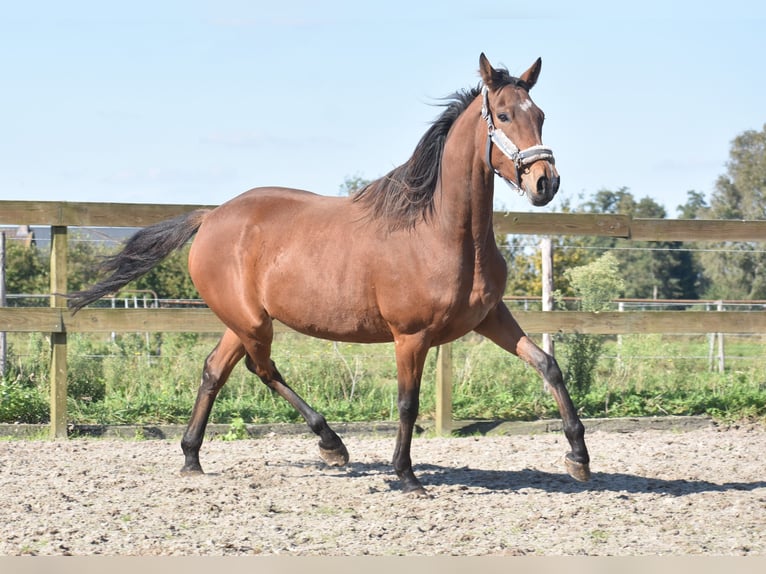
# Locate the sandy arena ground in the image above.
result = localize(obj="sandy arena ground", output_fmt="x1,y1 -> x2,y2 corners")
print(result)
1,423 -> 765,556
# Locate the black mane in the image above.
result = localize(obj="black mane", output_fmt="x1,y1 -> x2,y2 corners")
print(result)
353,68 -> 522,231
351,87 -> 478,231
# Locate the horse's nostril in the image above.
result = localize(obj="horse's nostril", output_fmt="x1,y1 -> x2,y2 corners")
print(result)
536,174 -> 560,196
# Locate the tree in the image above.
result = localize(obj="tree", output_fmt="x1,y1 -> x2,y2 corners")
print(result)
676,190 -> 708,220
2,237 -> 48,298
501,234 -> 540,297
711,126 -> 766,220
573,188 -> 700,299
67,232 -> 114,294
692,125 -> 766,299
338,173 -> 372,196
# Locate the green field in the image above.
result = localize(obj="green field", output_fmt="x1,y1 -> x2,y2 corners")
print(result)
2,331 -> 765,426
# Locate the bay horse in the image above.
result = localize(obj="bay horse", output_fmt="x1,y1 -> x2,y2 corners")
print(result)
69,54 -> 590,495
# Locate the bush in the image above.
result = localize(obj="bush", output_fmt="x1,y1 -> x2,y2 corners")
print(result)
0,376 -> 49,423
557,253 -> 625,398
67,337 -> 107,402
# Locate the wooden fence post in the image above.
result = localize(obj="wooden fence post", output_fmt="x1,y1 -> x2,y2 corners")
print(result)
0,232 -> 6,377
617,301 -> 624,366
49,226 -> 68,439
716,300 -> 725,373
435,343 -> 453,436
541,237 -> 554,357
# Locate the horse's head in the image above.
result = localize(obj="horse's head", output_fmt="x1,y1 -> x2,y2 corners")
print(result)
478,54 -> 560,206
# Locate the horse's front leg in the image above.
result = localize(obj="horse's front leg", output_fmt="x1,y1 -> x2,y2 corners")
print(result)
475,303 -> 591,482
391,333 -> 431,496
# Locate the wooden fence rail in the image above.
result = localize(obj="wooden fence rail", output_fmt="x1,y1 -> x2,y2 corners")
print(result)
2,307 -> 766,336
2,200 -> 766,438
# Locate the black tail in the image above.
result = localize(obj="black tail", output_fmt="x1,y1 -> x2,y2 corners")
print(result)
67,209 -> 210,313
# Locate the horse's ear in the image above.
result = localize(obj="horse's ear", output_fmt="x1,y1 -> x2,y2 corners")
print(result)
479,53 -> 499,89
519,58 -> 542,90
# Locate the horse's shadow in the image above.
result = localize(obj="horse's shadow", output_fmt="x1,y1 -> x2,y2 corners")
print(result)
313,460 -> 766,496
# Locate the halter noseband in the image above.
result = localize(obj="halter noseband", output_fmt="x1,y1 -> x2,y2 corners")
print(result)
480,84 -> 555,195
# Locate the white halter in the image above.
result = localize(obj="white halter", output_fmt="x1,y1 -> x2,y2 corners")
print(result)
480,84 -> 555,195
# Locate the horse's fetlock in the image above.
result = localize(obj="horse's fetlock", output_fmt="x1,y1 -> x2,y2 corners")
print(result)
307,413 -> 328,435
564,420 -> 585,441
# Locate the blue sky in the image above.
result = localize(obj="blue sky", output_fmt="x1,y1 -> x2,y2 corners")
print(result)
2,1 -> 764,217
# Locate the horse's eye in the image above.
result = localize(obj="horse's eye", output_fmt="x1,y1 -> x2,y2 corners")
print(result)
497,113 -> 510,123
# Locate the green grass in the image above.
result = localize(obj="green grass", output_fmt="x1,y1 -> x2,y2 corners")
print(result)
2,331 -> 765,426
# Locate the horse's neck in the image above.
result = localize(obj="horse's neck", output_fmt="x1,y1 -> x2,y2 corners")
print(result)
434,101 -> 497,252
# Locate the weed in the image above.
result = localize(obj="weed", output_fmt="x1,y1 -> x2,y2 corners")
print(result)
220,417 -> 249,441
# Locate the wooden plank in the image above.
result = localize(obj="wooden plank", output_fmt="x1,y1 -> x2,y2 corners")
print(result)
69,308 -> 227,333
492,212 -> 766,242
0,201 -> 216,227
0,308 -> 63,331
493,212 -> 631,238
60,202 -> 218,227
631,218 -> 766,242
3,201 -> 766,241
0,307 -> 227,332
0,307 -> 763,336
0,202 -> 64,226
513,310 -> 766,335
65,309 -> 300,334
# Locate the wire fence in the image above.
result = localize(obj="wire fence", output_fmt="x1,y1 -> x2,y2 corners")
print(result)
3,225 -> 766,375
4,293 -> 765,373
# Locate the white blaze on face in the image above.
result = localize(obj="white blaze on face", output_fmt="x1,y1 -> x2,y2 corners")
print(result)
519,98 -> 533,112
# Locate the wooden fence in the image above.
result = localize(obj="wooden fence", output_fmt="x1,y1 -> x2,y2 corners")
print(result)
2,200 -> 766,438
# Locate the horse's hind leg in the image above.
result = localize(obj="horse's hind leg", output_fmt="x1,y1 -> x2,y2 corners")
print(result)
475,303 -> 591,482
243,332 -> 349,467
181,328 -> 246,475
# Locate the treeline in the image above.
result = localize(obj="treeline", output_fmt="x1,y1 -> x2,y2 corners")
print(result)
4,124 -> 766,304
2,234 -> 197,305
519,123 -> 766,302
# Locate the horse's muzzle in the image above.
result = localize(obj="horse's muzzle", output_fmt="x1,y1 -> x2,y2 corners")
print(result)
525,163 -> 560,206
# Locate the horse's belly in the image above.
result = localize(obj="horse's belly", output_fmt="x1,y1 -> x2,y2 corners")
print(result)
275,306 -> 394,344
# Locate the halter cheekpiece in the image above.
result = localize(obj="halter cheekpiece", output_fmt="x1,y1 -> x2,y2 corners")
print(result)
480,84 -> 555,195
